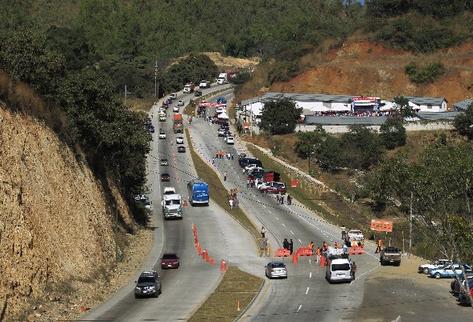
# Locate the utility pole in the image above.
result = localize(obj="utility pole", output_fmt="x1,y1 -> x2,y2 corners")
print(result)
409,191 -> 413,255
154,60 -> 159,98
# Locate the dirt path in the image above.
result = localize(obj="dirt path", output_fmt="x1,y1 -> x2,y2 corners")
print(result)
353,256 -> 472,322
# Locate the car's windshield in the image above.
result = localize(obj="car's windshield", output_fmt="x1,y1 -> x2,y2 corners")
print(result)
332,264 -> 350,271
163,254 -> 177,259
138,277 -> 155,284
171,199 -> 180,205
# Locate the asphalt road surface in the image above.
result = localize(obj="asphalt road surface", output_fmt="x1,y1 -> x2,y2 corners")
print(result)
188,92 -> 380,322
80,84 -> 262,321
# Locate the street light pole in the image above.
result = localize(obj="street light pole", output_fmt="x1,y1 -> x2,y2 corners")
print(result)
409,191 -> 413,255
154,60 -> 159,98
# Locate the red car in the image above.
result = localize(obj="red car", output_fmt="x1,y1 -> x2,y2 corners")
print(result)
161,253 -> 180,269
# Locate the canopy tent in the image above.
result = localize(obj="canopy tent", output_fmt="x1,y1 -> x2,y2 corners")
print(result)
217,111 -> 229,119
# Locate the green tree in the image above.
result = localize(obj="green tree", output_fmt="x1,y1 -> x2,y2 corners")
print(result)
317,135 -> 344,171
454,103 -> 473,140
340,125 -> 383,170
260,97 -> 302,135
380,116 -> 406,149
294,126 -> 326,159
394,96 -> 416,118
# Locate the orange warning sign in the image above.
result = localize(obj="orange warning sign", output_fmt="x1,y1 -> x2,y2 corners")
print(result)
370,219 -> 393,232
290,179 -> 300,188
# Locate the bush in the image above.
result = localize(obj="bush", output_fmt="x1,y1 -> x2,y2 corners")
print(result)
404,62 -> 445,84
260,98 -> 302,135
454,103 -> 473,140
380,117 -> 407,149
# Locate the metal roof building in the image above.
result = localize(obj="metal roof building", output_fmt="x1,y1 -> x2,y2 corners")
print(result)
453,99 -> 473,111
404,96 -> 447,112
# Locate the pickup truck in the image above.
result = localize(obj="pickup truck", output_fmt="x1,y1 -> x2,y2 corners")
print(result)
380,247 -> 401,266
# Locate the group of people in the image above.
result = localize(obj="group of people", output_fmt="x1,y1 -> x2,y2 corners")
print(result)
214,150 -> 234,160
275,194 -> 292,205
311,110 -> 392,117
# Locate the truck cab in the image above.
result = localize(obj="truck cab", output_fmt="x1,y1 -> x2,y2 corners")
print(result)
217,73 -> 227,85
161,194 -> 183,220
183,83 -> 195,93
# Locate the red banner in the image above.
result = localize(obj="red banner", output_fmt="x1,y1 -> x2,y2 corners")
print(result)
290,179 -> 299,188
370,219 -> 393,232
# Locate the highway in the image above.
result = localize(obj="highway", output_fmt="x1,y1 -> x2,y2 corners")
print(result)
188,91 -> 380,321
80,84 -> 260,321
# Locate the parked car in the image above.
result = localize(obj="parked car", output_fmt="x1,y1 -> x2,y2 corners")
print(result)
418,259 -> 453,274
199,80 -> 210,88
173,106 -> 179,113
176,136 -> 184,144
159,131 -> 166,139
217,128 -> 226,137
226,136 -> 234,145
161,173 -> 171,182
194,90 -> 202,97
161,253 -> 180,269
177,100 -> 184,107
265,261 -> 287,279
380,247 -> 402,266
134,271 -> 161,298
266,182 -> 287,194
239,158 -> 262,169
244,163 -> 263,173
177,146 -> 186,153
451,273 -> 473,296
347,230 -> 364,242
429,264 -> 472,279
169,93 -> 177,100
160,159 -> 169,166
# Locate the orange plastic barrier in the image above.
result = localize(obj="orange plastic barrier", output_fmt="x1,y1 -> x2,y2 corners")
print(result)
349,245 -> 365,255
292,254 -> 299,265
275,248 -> 291,257
297,247 -> 313,256
220,259 -> 228,272
208,257 -> 216,265
319,255 -> 326,267
202,249 -> 209,261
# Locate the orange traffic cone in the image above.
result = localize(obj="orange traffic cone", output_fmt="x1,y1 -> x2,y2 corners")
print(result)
220,259 -> 227,272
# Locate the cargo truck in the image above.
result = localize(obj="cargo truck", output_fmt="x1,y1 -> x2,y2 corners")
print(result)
173,113 -> 183,133
187,180 -> 209,206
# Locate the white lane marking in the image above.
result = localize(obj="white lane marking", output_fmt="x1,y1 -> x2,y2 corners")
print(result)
309,272 -> 312,278
298,238 -> 302,244
290,230 -> 295,235
275,217 -> 279,221
355,264 -> 380,280
296,304 -> 302,313
262,204 -> 267,208
309,259 -> 312,264
282,223 -> 286,228
305,287 -> 310,295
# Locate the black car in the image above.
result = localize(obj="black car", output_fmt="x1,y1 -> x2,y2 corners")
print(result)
177,146 -> 186,153
239,157 -> 262,168
161,173 -> 171,181
135,271 -> 161,298
194,90 -> 202,97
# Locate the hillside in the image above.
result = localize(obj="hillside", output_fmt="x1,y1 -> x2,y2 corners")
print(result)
0,105 -> 150,321
239,40 -> 473,104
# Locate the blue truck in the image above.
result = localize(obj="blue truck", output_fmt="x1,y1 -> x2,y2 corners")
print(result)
187,180 -> 209,206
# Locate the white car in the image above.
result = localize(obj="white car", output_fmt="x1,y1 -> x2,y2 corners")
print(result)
265,262 -> 287,279
159,132 -> 166,139
347,229 -> 364,242
173,106 -> 179,113
418,259 -> 452,274
170,93 -> 177,100
163,187 -> 176,195
326,258 -> 353,283
177,100 -> 184,107
226,136 -> 234,145
244,163 -> 260,173
176,136 -> 184,144
199,80 -> 210,88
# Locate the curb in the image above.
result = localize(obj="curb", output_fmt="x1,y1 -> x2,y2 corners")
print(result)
235,279 -> 270,322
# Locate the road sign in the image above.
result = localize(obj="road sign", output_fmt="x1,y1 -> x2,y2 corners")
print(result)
290,179 -> 300,188
370,219 -> 393,232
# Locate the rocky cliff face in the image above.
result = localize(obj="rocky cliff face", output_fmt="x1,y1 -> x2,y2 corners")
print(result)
0,105 -> 137,320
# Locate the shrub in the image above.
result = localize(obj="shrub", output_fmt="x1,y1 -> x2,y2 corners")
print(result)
404,62 -> 445,84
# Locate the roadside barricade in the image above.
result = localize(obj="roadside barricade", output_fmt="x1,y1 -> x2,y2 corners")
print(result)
274,248 -> 291,257
349,245 -> 365,255
297,247 -> 313,256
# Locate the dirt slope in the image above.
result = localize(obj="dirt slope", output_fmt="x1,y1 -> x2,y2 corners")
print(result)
268,40 -> 473,104
0,105 -> 142,320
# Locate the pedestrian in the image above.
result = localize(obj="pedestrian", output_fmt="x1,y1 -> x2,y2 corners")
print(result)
351,261 -> 357,280
229,198 -> 234,209
231,153 -> 234,160
223,172 -> 227,181
283,238 -> 289,250
316,247 -> 321,263
212,157 -> 215,165
247,178 -> 250,188
308,241 -> 314,251
342,243 -> 348,255
276,194 -> 280,203
375,239 -> 381,253
322,241 -> 328,252
261,226 -> 267,238
341,226 -> 347,241
287,195 -> 292,205
289,239 -> 294,255
280,195 -> 284,205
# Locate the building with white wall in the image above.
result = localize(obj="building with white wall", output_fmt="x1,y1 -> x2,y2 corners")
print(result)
405,96 -> 447,112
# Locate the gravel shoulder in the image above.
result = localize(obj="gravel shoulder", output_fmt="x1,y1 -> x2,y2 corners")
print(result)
353,255 -> 472,322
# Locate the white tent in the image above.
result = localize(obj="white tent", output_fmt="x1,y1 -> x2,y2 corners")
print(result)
217,111 -> 229,119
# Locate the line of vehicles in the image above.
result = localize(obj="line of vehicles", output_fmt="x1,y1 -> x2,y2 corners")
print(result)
238,154 -> 288,194
418,258 -> 473,306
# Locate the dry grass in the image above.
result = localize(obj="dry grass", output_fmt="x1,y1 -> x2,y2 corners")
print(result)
126,97 -> 155,112
189,267 -> 263,322
185,130 -> 260,240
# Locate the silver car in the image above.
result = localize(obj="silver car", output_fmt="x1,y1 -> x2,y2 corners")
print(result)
265,262 -> 287,279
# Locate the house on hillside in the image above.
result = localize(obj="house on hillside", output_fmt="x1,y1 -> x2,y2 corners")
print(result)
405,96 -> 447,112
453,99 -> 473,111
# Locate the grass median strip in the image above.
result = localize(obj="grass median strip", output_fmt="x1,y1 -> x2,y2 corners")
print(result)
189,266 -> 263,322
185,129 -> 260,240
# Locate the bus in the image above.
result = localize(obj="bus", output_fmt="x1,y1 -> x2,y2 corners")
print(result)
187,180 -> 209,206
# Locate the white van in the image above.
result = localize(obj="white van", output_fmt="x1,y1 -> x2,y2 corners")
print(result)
326,258 -> 353,283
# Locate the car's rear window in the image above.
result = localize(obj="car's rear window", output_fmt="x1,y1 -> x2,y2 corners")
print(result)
271,262 -> 285,268
138,276 -> 155,283
332,264 -> 350,271
163,254 -> 177,259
